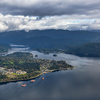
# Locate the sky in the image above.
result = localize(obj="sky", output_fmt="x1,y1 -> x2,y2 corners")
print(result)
0,0 -> 100,32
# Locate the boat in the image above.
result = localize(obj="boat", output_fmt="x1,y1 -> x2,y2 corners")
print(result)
21,84 -> 27,87
42,77 -> 44,80
31,80 -> 35,82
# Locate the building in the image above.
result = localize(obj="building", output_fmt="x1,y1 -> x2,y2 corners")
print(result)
16,70 -> 26,74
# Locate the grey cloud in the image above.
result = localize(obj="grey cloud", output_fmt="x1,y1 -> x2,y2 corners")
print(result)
0,0 -> 100,32
0,0 -> 100,18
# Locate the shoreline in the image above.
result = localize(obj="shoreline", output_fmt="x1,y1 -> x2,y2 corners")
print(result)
0,67 -> 74,84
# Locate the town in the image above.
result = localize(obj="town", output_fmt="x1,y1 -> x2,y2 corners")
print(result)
0,67 -> 27,75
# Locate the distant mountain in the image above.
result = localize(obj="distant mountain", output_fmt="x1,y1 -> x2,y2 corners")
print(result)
0,29 -> 100,48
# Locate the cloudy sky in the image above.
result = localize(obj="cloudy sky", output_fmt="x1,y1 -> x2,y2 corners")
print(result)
0,0 -> 100,32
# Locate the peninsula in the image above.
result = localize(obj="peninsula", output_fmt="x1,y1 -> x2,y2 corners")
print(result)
0,52 -> 74,83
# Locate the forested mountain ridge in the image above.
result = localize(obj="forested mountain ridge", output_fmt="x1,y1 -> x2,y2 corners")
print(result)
0,30 -> 100,48
64,43 -> 100,57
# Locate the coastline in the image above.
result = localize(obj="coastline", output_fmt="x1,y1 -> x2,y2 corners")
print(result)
0,67 -> 74,84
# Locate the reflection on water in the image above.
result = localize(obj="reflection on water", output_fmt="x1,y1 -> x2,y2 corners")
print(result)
0,45 -> 100,100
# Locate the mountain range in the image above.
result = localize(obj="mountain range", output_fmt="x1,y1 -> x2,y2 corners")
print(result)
0,29 -> 100,48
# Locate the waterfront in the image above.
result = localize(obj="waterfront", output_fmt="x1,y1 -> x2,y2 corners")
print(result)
0,45 -> 100,100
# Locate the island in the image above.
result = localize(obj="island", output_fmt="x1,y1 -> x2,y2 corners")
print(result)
35,55 -> 38,57
0,52 -> 74,83
53,54 -> 57,57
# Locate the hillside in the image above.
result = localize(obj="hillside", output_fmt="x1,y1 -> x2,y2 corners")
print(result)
0,30 -> 100,48
65,43 -> 100,57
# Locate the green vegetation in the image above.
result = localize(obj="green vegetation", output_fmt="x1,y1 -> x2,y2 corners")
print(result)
0,52 -> 74,83
48,60 -> 73,70
7,52 -> 33,59
19,61 -> 25,64
0,73 -> 7,82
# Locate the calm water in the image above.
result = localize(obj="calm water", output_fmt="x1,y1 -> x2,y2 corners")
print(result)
0,45 -> 100,100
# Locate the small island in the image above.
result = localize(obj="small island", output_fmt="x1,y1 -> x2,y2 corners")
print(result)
53,54 -> 57,57
0,52 -> 74,83
35,55 -> 38,57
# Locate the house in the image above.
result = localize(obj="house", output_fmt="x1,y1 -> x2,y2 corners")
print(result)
16,70 -> 26,74
3,68 -> 27,75
5,71 -> 13,75
7,69 -> 17,73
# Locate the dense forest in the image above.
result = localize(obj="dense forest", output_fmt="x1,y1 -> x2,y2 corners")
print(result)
7,52 -> 33,59
33,43 -> 100,57
64,43 -> 100,57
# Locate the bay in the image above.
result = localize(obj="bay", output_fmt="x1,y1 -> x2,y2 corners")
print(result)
0,45 -> 100,100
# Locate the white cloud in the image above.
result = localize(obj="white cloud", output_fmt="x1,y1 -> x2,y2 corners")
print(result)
0,13 -> 100,32
0,0 -> 100,31
0,22 -> 8,32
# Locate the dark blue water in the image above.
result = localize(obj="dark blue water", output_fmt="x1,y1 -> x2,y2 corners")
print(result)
0,45 -> 100,100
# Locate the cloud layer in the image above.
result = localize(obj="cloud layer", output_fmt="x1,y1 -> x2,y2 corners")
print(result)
0,13 -> 100,32
0,0 -> 100,18
0,0 -> 100,32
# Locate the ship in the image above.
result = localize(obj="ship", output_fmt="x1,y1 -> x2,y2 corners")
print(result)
42,77 -> 44,80
31,80 -> 35,82
21,84 -> 27,87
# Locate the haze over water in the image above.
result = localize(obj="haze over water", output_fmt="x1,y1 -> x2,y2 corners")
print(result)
0,45 -> 100,100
